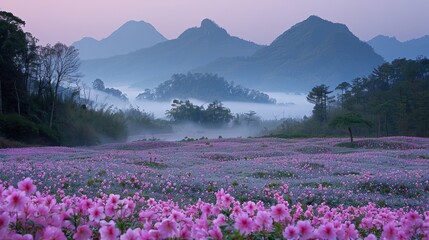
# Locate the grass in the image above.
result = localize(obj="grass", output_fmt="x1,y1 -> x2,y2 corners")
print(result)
87,178 -> 103,187
333,171 -> 360,176
133,161 -> 168,169
300,162 -> 325,169
302,181 -> 343,188
252,170 -> 296,179
335,142 -> 356,148
266,182 -> 282,188
356,181 -> 420,198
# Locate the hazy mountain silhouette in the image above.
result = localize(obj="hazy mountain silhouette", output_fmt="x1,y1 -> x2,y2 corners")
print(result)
368,35 -> 429,62
80,19 -> 262,87
73,20 -> 167,60
197,16 -> 385,91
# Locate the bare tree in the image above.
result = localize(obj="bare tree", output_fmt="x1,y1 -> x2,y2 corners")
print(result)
41,43 -> 81,128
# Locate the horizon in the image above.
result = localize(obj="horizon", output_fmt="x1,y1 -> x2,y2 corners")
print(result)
2,0 -> 429,45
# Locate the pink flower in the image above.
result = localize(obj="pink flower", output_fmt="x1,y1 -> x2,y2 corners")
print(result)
235,214 -> 254,235
158,219 -> 178,238
10,234 -> 33,240
255,211 -> 273,232
271,204 -> 289,222
213,214 -> 227,226
43,226 -> 67,240
137,229 -> 152,240
149,230 -> 162,239
105,203 -> 116,217
382,222 -> 398,240
406,211 -> 422,226
73,225 -> 92,240
200,203 -> 212,216
364,233 -> 377,240
208,226 -> 223,240
179,226 -> 192,239
7,190 -> 28,211
283,225 -> 299,239
120,228 -> 140,240
0,212 -> 10,230
107,194 -> 120,206
18,178 -> 37,195
88,206 -> 105,222
244,201 -> 256,215
170,210 -> 184,222
317,223 -> 336,240
296,220 -> 314,239
100,221 -> 120,240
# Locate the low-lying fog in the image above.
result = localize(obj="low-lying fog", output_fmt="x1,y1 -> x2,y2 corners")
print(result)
82,88 -> 312,141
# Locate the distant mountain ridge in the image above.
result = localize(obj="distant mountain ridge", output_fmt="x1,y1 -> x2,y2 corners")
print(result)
196,16 -> 385,91
80,19 -> 263,87
79,16 -> 386,92
73,20 -> 167,60
368,35 -> 429,62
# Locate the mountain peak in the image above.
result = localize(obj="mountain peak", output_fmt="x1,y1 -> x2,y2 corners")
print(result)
306,15 -> 324,22
72,20 -> 167,60
201,18 -> 219,29
178,18 -> 229,40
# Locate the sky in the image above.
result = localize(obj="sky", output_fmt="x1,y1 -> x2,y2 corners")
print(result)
2,0 -> 429,46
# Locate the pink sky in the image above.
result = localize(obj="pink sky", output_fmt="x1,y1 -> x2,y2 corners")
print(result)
2,0 -> 429,45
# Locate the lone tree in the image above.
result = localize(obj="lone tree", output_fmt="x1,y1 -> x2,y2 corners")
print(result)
329,113 -> 372,143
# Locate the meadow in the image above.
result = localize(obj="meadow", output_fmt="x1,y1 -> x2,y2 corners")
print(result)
1,137 -> 429,239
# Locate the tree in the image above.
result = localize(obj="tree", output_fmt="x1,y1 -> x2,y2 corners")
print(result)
0,11 -> 32,114
335,82 -> 351,109
166,99 -> 204,122
307,84 -> 333,122
203,100 -> 233,126
329,113 -> 372,143
41,43 -> 81,128
92,79 -> 105,91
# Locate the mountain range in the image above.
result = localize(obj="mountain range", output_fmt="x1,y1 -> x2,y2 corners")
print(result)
196,16 -> 384,91
368,35 -> 429,62
79,16 -> 388,92
73,20 -> 167,60
80,19 -> 262,88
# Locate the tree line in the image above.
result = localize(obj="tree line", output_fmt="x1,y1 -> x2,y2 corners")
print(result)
275,58 -> 429,139
136,73 -> 276,104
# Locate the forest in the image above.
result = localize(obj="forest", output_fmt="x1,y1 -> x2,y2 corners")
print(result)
274,58 -> 429,139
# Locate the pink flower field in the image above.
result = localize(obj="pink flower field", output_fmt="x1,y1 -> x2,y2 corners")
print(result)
1,137 -> 429,239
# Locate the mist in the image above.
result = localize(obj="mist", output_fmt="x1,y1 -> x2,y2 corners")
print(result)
132,93 -> 311,120
82,86 -> 312,141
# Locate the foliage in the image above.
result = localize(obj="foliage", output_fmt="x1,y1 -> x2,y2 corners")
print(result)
307,84 -> 334,122
136,72 -> 276,103
92,78 -> 128,101
166,99 -> 204,123
274,58 -> 429,138
0,114 -> 60,144
330,113 -> 372,142
123,107 -> 172,134
166,99 -> 233,126
203,100 -> 233,125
